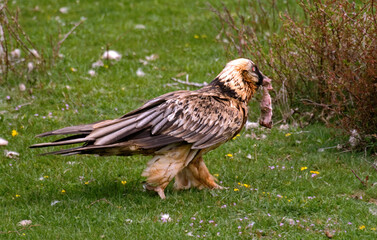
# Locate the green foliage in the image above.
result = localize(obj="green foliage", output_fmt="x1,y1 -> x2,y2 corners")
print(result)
0,0 -> 376,239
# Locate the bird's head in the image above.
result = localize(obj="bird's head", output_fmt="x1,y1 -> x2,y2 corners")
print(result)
212,58 -> 272,102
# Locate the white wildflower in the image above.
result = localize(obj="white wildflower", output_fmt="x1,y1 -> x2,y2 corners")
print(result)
27,62 -> 34,72
30,49 -> 40,58
134,24 -> 146,30
279,124 -> 289,130
349,129 -> 360,148
88,69 -> 96,77
160,213 -> 171,222
136,68 -> 145,77
102,50 -> 122,61
10,49 -> 21,59
51,200 -> 61,206
19,83 -> 26,92
125,219 -> 133,224
92,60 -> 104,68
59,7 -> 69,14
145,54 -> 159,61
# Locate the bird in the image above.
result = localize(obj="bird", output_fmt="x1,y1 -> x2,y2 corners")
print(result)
30,58 -> 273,199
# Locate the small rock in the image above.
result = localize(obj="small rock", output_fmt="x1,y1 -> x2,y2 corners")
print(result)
19,83 -> 26,92
0,138 -> 8,146
17,220 -> 32,226
4,150 -> 19,158
245,121 -> 259,129
102,50 -> 122,61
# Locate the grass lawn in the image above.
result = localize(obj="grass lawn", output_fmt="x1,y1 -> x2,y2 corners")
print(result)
1,0 -> 377,239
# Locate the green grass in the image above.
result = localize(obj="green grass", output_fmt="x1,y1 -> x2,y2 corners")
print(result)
1,0 -> 377,239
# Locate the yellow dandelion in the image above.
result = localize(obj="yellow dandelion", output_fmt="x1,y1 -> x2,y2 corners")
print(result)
233,188 -> 239,191
85,181 -> 89,185
288,199 -> 291,202
15,194 -> 21,198
243,184 -> 250,188
310,171 -> 320,174
22,233 -> 26,236
213,173 -> 219,177
194,34 -> 200,39
285,133 -> 291,137
43,176 -> 49,179
226,153 -> 233,157
359,225 -> 365,230
70,67 -> 77,72
371,228 -> 376,231
11,130 -> 18,137
61,189 -> 66,193
121,180 -> 127,185
104,64 -> 109,69
301,167 -> 308,171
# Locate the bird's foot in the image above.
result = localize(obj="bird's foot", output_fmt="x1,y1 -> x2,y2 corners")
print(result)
213,184 -> 228,190
144,183 -> 166,199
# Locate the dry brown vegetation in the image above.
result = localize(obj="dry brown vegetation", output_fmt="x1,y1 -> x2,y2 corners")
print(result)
212,0 -> 377,152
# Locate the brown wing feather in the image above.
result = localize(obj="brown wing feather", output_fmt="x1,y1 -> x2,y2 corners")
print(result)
31,90 -> 246,155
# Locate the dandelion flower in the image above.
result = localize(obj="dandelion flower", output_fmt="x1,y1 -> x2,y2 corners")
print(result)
214,173 -> 219,177
61,189 -> 66,193
234,188 -> 239,191
301,167 -> 308,171
226,153 -> 233,157
310,171 -> 320,174
11,130 -> 18,137
359,225 -> 365,230
121,180 -> 127,185
285,133 -> 291,137
15,194 -> 21,198
194,34 -> 200,39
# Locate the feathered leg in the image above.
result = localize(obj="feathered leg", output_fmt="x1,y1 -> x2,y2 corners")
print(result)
141,144 -> 198,199
174,156 -> 223,190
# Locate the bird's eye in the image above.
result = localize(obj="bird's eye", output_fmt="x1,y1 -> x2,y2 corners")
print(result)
252,66 -> 257,72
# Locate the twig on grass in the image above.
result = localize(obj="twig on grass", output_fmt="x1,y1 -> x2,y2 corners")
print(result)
350,169 -> 368,187
88,198 -> 114,208
0,225 -> 40,235
171,74 -> 207,87
52,19 -> 85,64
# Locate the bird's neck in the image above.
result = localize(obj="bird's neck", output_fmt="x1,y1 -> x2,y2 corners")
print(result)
208,76 -> 257,103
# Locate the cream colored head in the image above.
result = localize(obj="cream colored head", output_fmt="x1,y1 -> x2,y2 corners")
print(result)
212,58 -> 270,102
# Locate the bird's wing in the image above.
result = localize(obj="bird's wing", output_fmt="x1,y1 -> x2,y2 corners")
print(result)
151,93 -> 245,149
89,91 -> 245,149
31,90 -> 245,154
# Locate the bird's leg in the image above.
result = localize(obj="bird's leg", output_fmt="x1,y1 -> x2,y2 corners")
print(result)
174,156 -> 224,190
142,144 -> 192,199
